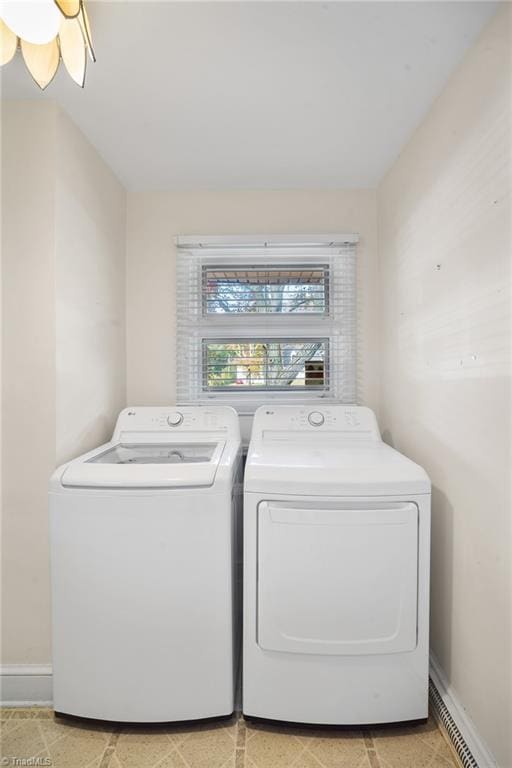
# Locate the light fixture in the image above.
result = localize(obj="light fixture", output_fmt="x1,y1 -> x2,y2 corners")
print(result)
0,0 -> 95,89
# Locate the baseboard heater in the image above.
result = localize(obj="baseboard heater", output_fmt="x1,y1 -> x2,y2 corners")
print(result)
429,677 -> 478,768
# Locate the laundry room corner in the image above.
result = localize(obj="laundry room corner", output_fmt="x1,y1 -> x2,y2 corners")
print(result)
0,3 -> 510,767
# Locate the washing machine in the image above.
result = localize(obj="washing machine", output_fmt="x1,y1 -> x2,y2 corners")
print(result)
243,405 -> 431,725
50,406 -> 242,722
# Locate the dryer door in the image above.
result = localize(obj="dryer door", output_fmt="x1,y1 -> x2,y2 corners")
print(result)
257,501 -> 418,655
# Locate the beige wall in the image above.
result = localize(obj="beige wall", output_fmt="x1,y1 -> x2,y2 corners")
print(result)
377,8 -> 511,767
126,190 -> 379,413
55,111 -> 126,465
1,101 -> 126,665
2,102 -> 57,666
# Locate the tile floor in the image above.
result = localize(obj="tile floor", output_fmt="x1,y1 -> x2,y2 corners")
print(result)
0,707 -> 460,768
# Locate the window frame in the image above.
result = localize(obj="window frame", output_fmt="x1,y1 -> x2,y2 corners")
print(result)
175,235 -> 358,412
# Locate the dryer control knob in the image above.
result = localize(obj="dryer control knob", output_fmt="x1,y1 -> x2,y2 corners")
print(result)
167,412 -> 183,427
308,411 -> 325,427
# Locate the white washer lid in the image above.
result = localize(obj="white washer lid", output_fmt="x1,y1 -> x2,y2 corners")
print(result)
244,441 -> 430,496
61,441 -> 225,489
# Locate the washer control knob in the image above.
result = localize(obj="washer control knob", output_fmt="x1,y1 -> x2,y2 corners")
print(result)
308,411 -> 325,427
167,412 -> 183,427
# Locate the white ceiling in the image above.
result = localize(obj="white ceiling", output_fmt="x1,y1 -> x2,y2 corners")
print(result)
1,1 -> 498,190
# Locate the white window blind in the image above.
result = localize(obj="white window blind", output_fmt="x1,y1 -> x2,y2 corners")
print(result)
176,235 -> 358,410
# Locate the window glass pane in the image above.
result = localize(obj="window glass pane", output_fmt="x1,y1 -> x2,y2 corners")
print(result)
203,265 -> 328,315
203,340 -> 327,391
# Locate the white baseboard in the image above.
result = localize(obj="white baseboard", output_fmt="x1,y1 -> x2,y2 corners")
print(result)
0,665 -> 53,706
430,654 -> 497,768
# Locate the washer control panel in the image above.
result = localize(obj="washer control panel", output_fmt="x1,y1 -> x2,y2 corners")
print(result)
113,406 -> 240,440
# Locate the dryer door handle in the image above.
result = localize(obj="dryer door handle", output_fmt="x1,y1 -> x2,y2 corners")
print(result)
265,503 -> 415,527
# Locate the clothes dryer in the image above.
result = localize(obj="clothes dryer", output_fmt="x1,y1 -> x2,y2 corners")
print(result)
243,405 -> 430,725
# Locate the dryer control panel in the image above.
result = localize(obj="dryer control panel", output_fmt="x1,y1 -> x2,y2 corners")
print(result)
252,405 -> 381,442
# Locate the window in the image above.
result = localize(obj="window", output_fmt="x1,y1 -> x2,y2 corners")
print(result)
203,266 -> 328,315
176,235 -> 357,410
203,339 -> 328,391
